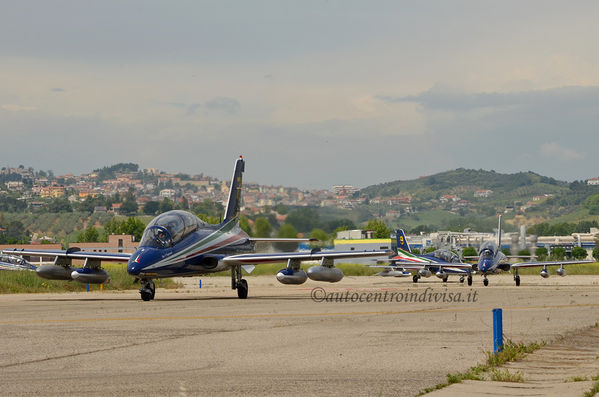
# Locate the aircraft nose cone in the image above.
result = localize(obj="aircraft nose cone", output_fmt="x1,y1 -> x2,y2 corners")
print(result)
127,254 -> 143,276
479,259 -> 492,272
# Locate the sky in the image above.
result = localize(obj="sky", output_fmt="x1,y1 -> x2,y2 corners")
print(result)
1,1 -> 598,189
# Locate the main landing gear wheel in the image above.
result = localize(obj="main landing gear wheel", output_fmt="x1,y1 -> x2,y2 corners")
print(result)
483,278 -> 489,287
442,276 -> 448,283
140,279 -> 155,301
412,274 -> 420,283
514,275 -> 521,286
237,279 -> 248,299
467,276 -> 473,286
459,276 -> 465,283
232,266 -> 249,299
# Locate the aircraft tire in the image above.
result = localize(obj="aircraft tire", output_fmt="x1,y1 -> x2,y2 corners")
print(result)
442,276 -> 448,283
515,276 -> 520,287
459,276 -> 465,283
141,291 -> 153,301
237,279 -> 248,299
483,278 -> 489,287
412,275 -> 419,283
467,276 -> 472,286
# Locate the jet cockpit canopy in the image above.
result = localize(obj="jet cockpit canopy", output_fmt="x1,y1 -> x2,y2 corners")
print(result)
431,249 -> 460,263
140,210 -> 203,248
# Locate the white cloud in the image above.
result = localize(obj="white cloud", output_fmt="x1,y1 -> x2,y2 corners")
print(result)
540,142 -> 584,161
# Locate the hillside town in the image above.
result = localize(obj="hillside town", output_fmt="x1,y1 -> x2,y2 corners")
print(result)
2,165 -> 599,218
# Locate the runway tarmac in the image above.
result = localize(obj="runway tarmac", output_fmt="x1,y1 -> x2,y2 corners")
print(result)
2,275 -> 599,396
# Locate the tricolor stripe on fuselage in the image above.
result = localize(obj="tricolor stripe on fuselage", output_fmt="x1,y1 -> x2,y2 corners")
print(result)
392,248 -> 432,263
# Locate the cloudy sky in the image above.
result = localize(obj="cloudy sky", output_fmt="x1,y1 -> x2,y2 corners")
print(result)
1,1 -> 598,188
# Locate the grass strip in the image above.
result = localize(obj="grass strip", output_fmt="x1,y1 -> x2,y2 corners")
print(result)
0,263 -> 180,294
417,339 -> 545,395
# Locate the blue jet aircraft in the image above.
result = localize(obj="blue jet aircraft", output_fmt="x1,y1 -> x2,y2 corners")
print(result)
370,229 -> 474,284
3,157 -> 388,301
472,215 -> 593,286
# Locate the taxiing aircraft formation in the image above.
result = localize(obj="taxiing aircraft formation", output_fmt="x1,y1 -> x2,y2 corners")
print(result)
372,216 -> 593,286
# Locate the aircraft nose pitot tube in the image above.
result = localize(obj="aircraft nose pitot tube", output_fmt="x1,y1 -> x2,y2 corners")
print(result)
276,268 -> 308,284
307,266 -> 344,283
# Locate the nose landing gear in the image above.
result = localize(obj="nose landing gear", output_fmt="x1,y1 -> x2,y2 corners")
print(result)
140,279 -> 155,301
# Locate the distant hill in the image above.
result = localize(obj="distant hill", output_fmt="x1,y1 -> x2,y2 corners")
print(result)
360,169 -> 567,200
358,168 -> 599,231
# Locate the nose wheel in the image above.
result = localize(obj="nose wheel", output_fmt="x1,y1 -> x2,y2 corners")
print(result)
467,275 -> 473,286
412,274 -> 420,283
483,277 -> 489,287
232,266 -> 248,299
140,279 -> 155,301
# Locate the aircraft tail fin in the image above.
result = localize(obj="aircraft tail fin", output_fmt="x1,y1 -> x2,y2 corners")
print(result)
396,229 -> 411,253
223,156 -> 245,223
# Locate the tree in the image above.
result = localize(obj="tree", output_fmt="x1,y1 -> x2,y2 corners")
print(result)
285,207 -> 320,233
571,246 -> 588,260
78,226 -> 99,243
143,201 -> 161,215
551,246 -> 566,260
462,246 -> 478,258
593,246 -> 599,262
192,200 -> 224,219
365,219 -> 390,238
120,188 -> 138,215
278,223 -> 298,238
517,248 -> 531,257
239,215 -> 253,236
47,198 -> 73,213
584,194 -> 599,215
310,228 -> 330,245
254,217 -> 272,238
159,198 -> 175,213
120,217 -> 146,241
535,246 -> 548,260
103,217 -> 146,241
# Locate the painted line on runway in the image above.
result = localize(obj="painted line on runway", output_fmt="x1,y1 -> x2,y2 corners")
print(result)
2,302 -> 599,325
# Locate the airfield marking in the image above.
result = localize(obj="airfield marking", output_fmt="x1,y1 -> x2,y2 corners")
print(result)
2,302 -> 599,325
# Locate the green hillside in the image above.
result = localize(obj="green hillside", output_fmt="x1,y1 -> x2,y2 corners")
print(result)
359,169 -> 599,231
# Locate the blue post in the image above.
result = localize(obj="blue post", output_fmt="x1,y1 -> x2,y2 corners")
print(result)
199,279 -> 202,288
86,283 -> 90,292
493,308 -> 503,354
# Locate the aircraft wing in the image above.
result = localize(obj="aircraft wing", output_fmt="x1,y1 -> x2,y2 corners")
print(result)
510,260 -> 594,268
370,262 -> 472,273
1,248 -> 132,263
369,263 -> 471,275
223,250 -> 390,265
248,238 -> 317,243
387,260 -> 472,270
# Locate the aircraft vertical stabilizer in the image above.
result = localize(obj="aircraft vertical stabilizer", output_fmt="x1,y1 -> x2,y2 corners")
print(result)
396,229 -> 411,253
223,156 -> 245,223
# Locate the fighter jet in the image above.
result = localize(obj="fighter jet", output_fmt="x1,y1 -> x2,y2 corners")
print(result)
472,215 -> 593,286
370,229 -> 474,284
3,157 -> 388,300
